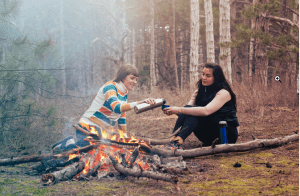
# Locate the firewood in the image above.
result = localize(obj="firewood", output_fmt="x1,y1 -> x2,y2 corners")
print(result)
78,160 -> 104,181
134,136 -> 170,145
108,155 -> 178,185
128,146 -> 139,168
165,126 -> 185,139
149,134 -> 299,158
73,125 -> 101,140
0,144 -> 99,166
29,156 -> 82,173
41,156 -> 89,185
0,153 -> 54,166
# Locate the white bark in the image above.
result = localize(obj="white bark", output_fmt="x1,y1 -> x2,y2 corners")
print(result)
190,0 -> 200,86
180,30 -> 184,93
150,0 -> 156,87
219,0 -> 232,83
172,0 -> 179,89
204,0 -> 215,63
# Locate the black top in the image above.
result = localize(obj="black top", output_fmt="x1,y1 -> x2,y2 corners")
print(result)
194,82 -> 239,127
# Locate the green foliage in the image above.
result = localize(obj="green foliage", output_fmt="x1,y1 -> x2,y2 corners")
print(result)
0,0 -> 63,154
232,0 -> 299,64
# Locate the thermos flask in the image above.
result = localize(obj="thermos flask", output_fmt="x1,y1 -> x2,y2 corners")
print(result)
134,98 -> 166,114
219,121 -> 228,144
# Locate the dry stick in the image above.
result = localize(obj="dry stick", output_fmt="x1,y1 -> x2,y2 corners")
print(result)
166,126 -> 183,139
108,155 -> 178,185
29,156 -> 82,173
128,146 -> 140,168
78,160 -> 104,181
73,125 -> 101,140
149,134 -> 299,158
0,144 -> 99,166
135,128 -> 187,145
41,155 -> 90,186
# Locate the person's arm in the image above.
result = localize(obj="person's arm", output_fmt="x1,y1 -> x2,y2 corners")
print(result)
117,112 -> 126,132
164,89 -> 231,116
187,90 -> 198,106
103,84 -> 132,113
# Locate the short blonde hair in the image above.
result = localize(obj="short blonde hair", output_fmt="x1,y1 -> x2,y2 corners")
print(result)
113,65 -> 139,82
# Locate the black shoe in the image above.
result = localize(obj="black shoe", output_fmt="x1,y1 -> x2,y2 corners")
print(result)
52,136 -> 76,152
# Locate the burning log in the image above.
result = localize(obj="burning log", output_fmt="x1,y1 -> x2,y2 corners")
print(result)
41,156 -> 89,186
128,146 -> 140,168
108,155 -> 178,185
29,156 -> 82,174
73,125 -> 101,140
78,161 -> 104,180
0,144 -> 99,166
149,133 -> 299,158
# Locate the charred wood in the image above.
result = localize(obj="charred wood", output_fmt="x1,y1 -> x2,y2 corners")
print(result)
128,146 -> 139,168
29,156 -> 81,174
108,155 -> 178,185
41,157 -> 88,185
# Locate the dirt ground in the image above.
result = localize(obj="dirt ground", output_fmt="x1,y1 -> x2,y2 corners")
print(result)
0,105 -> 298,196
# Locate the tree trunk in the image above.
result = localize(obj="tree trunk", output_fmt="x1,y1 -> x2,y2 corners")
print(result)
150,0 -> 156,88
168,0 -> 179,88
189,0 -> 200,86
248,0 -> 257,82
180,30 -> 184,93
204,0 -> 215,63
60,1 -> 66,95
219,0 -> 232,83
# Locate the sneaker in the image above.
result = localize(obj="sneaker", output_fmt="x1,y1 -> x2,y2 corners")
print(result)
163,141 -> 183,150
52,136 -> 76,153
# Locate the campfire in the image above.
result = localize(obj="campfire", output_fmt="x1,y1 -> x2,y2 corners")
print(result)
39,123 -> 183,187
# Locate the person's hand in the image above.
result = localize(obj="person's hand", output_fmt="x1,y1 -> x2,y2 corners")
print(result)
142,98 -> 156,105
171,136 -> 183,145
163,107 -> 181,115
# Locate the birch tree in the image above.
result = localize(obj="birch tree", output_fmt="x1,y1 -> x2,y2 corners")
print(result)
150,0 -> 156,87
204,0 -> 215,63
219,0 -> 232,83
190,0 -> 200,86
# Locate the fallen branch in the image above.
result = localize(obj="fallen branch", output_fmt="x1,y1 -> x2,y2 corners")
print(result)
41,156 -> 88,185
149,134 -> 299,158
134,128 -> 185,145
134,136 -> 170,145
29,156 -> 82,173
0,144 -> 99,166
108,155 -> 178,185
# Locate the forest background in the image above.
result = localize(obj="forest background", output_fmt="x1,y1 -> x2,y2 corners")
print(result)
0,0 -> 298,195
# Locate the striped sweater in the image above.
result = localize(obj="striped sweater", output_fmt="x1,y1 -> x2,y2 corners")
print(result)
79,81 -> 136,132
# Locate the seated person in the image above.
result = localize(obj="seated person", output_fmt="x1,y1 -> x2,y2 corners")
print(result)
163,63 -> 239,148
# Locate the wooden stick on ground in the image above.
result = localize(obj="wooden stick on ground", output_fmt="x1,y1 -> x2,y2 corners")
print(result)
108,154 -> 178,185
0,144 -> 99,166
41,156 -> 89,185
149,133 -> 299,158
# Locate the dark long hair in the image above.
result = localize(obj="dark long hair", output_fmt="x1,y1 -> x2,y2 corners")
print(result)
196,63 -> 237,110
